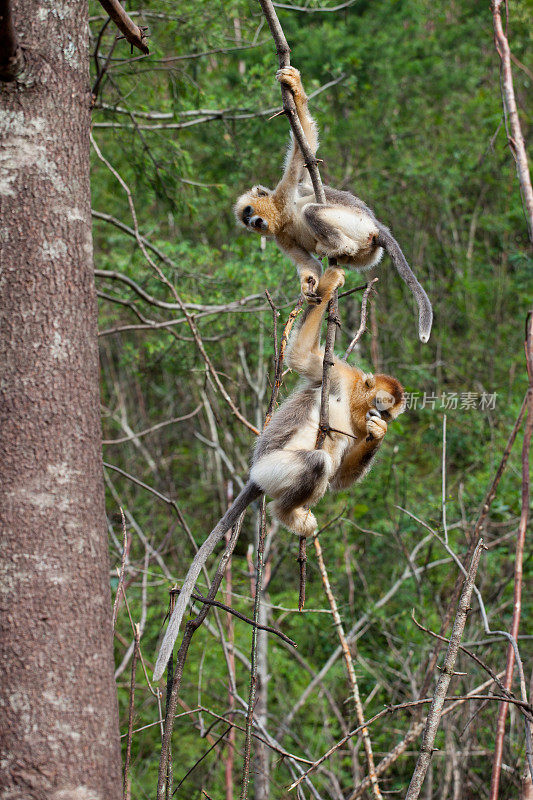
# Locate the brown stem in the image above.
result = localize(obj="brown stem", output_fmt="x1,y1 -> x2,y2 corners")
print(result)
124,623 -> 140,799
112,508 -> 129,629
314,536 -> 383,799
97,0 -> 149,54
415,390 -> 528,706
315,293 -> 340,449
156,515 -> 244,799
297,536 -> 306,612
187,590 -> 296,647
404,539 -> 485,800
0,0 -> 25,81
257,0 -> 326,203
224,500 -> 236,800
240,499 -> 268,800
490,313 -> 533,799
343,278 -> 379,360
491,0 -> 533,241
264,297 -> 304,426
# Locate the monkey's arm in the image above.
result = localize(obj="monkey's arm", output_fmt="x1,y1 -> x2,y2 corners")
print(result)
330,416 -> 387,490
153,480 -> 262,681
287,267 -> 344,381
273,67 -> 319,202
278,241 -> 323,296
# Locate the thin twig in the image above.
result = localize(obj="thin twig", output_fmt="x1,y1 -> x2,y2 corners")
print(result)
103,406 -> 202,444
297,536 -> 306,612
123,623 -> 140,800
112,508 -> 129,629
313,536 -> 383,799
490,313 -> 533,799
156,514 -> 245,799
240,499 -> 268,800
404,539 -> 485,800
184,590 -> 296,647
264,297 -> 304,426
343,278 -> 379,360
491,0 -> 533,241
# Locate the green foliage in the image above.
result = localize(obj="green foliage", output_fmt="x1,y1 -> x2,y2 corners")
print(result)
91,0 -> 532,796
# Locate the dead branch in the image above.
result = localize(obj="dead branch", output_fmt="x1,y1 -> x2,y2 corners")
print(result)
103,406 -> 202,444
186,589 -> 296,647
112,508 -> 129,629
292,676 -> 512,792
313,536 -> 383,799
90,137 -> 259,435
97,0 -> 149,54
240,500 -> 268,800
156,515 -> 245,799
490,313 -> 533,799
491,0 -> 533,241
343,278 -> 379,360
404,539 -> 485,800
123,623 -> 140,799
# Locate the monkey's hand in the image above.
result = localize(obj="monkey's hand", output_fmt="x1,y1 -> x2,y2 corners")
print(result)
301,271 -> 321,303
317,267 -> 345,302
276,66 -> 306,101
365,409 -> 387,442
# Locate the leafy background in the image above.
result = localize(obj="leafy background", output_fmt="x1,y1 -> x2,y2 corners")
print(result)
90,0 -> 531,796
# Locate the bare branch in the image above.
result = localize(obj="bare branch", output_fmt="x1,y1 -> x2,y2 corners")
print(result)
343,278 -> 379,360
103,406 -> 202,444
490,313 -> 533,798
313,536 -> 383,799
491,0 -> 533,241
186,589 -> 296,648
97,0 -> 149,54
404,539 -> 485,800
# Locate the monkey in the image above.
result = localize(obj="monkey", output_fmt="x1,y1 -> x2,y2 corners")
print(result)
153,267 -> 405,681
234,66 -> 433,343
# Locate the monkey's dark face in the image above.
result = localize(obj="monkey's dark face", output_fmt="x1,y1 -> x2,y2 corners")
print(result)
234,186 -> 280,237
241,203 -> 269,232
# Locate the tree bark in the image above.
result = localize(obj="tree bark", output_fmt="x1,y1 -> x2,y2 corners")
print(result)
0,2 -> 122,798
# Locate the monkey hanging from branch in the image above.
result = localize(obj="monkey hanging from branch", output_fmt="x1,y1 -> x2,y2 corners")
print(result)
235,67 -> 433,343
153,267 -> 405,680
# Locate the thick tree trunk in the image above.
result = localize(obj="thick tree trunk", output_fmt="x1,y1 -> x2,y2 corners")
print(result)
0,2 -> 122,799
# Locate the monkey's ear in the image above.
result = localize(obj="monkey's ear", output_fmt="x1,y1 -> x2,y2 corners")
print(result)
252,185 -> 271,197
364,374 -> 376,390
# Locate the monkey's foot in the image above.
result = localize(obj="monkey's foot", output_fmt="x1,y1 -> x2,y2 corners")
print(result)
269,502 -> 318,537
301,273 -> 321,303
276,66 -> 305,99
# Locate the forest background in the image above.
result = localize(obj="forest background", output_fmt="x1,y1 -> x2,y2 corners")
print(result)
90,0 -> 532,797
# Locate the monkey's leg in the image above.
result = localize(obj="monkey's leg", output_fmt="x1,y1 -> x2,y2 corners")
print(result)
269,502 -> 318,537
251,449 -> 332,535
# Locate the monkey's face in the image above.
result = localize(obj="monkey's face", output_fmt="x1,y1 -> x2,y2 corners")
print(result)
350,373 -> 405,431
234,186 -> 280,237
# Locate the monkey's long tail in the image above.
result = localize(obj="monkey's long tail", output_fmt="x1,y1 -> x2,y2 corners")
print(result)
376,229 -> 433,343
153,480 -> 263,681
